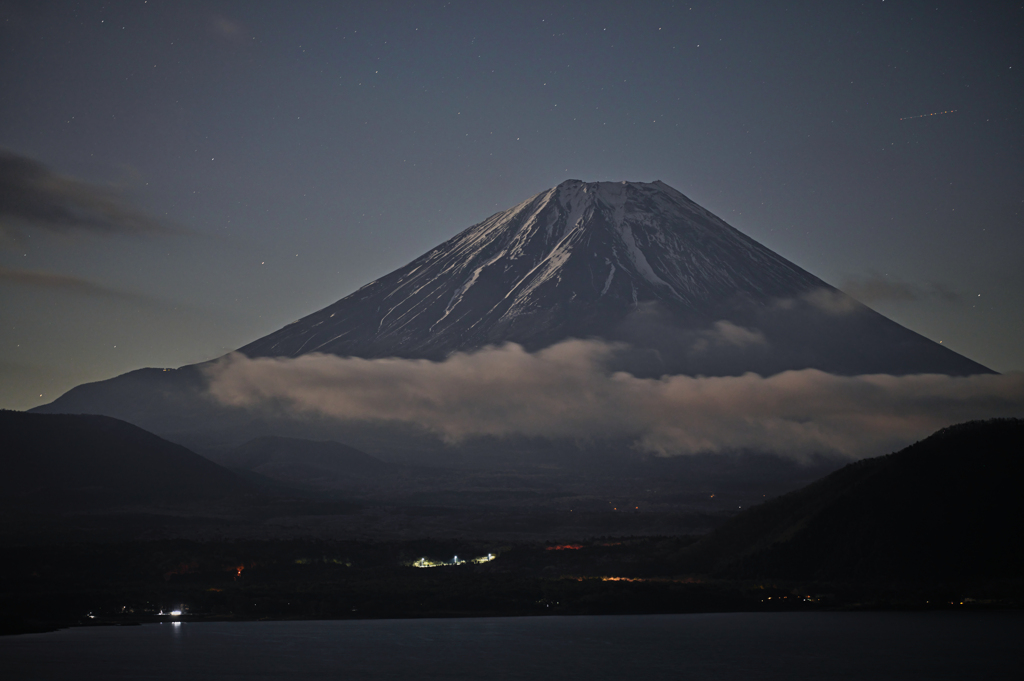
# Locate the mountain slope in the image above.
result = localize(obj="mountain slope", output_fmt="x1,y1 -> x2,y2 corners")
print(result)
0,410 -> 253,508
240,180 -> 822,359
209,436 -> 392,490
238,180 -> 987,376
685,418 -> 1024,582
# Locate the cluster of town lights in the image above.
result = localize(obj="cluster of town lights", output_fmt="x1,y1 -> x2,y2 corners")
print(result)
412,553 -> 495,568
157,607 -> 184,617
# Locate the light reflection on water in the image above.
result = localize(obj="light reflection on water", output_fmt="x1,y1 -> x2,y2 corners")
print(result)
2,612 -> 1021,680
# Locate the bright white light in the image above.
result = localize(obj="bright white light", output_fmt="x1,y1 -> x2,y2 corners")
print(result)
169,610 -> 182,616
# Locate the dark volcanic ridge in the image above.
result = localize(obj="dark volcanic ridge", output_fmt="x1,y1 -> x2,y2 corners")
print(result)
208,435 -> 394,491
686,418 -> 1024,583
0,410 -> 822,545
0,410 -> 253,509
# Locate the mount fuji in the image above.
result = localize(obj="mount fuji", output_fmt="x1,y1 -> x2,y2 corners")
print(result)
238,179 -> 985,377
34,179 -> 989,440
242,179 -> 816,360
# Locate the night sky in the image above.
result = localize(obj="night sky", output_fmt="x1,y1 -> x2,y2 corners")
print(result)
1,0 -> 1021,411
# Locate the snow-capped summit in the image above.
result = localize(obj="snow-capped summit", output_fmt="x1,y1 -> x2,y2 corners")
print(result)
239,180 -> 816,358
237,179 -> 987,377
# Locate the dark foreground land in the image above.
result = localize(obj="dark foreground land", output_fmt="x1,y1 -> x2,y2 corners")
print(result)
2,417 -> 1023,636
4,534 -> 1022,637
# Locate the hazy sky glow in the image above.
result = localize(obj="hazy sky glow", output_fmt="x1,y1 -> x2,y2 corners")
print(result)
1,0 -> 1021,410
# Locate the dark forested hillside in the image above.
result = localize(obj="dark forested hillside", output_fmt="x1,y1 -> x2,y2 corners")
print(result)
686,419 -> 1024,583
0,410 -> 252,508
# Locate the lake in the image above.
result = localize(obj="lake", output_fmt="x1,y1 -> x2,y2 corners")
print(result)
2,612 -> 1021,680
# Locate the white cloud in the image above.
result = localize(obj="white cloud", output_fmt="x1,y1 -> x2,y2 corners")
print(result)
204,340 -> 1024,461
693,320 -> 767,351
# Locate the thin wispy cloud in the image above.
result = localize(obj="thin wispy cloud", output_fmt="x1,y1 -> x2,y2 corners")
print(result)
842,272 -> 960,304
204,339 -> 1024,461
209,15 -> 250,44
773,288 -> 864,316
0,149 -> 174,241
691,320 -> 766,352
0,265 -> 157,304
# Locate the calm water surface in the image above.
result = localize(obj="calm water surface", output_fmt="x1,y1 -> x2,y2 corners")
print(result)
2,612 -> 1021,680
